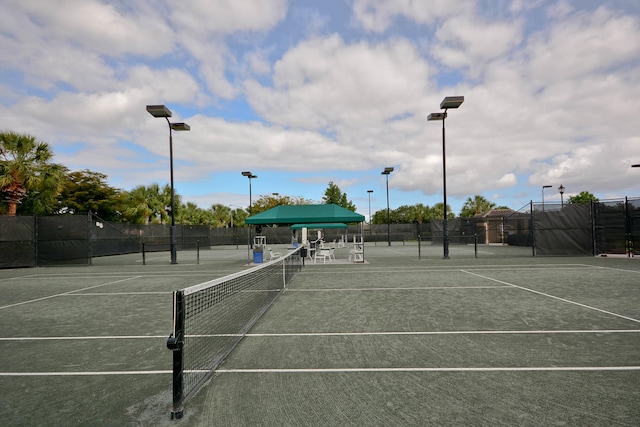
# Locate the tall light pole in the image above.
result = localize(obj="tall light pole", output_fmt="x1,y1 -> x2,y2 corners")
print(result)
146,105 -> 190,264
542,185 -> 552,212
381,167 -> 393,246
428,96 -> 464,259
367,190 -> 373,236
242,171 -> 257,263
558,184 -> 565,208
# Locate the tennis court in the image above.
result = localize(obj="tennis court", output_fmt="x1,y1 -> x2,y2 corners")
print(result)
1,244 -> 639,426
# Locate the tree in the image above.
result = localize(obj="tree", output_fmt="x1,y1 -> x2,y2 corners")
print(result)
178,202 -> 216,225
248,194 -> 314,217
432,202 -> 454,220
57,169 -> 123,220
122,183 -> 176,224
322,181 -> 356,211
568,191 -> 599,204
0,131 -> 66,215
459,195 -> 496,217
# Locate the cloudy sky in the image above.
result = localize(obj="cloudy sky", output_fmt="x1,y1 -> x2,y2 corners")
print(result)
2,0 -> 639,218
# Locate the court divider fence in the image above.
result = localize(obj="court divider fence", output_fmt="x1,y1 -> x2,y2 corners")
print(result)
1,196 -> 638,268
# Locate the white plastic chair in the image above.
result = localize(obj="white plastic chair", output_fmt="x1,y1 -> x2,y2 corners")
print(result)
268,248 -> 282,260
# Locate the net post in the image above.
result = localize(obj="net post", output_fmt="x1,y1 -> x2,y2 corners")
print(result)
197,240 -> 200,265
418,235 -> 421,260
167,290 -> 186,419
142,243 -> 146,265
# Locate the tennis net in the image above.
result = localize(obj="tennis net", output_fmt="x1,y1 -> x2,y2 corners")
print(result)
166,247 -> 303,419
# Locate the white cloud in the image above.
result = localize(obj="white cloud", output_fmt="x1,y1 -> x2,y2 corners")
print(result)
352,0 -> 471,32
171,0 -> 287,35
1,0 -> 639,212
170,0 -> 287,98
432,15 -> 524,70
245,34 -> 434,131
524,6 -> 640,86
3,0 -> 172,57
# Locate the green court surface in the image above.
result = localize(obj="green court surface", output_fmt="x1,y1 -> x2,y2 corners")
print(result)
1,244 -> 639,426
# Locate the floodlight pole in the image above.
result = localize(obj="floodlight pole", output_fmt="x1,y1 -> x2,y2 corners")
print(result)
381,168 -> 393,246
367,190 -> 373,236
428,96 -> 464,259
146,105 -> 190,264
542,185 -> 552,212
242,171 -> 257,264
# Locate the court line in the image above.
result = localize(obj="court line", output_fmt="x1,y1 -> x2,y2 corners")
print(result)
461,270 -> 640,324
583,264 -> 640,275
298,265 -> 602,275
0,276 -> 141,310
190,329 -> 640,337
4,330 -> 638,341
286,285 -> 511,292
0,371 -> 172,376
61,292 -> 171,296
216,366 -> 640,373
0,335 -> 167,341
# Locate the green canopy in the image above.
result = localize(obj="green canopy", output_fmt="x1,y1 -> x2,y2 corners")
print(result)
290,223 -> 348,230
246,204 -> 364,225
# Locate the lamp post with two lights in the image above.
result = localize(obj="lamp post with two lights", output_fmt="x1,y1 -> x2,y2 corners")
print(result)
427,96 -> 464,259
146,105 -> 190,264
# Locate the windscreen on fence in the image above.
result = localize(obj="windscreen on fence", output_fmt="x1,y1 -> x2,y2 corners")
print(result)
630,198 -> 640,255
37,215 -> 90,265
534,203 -> 593,256
0,216 -> 35,268
594,197 -> 640,255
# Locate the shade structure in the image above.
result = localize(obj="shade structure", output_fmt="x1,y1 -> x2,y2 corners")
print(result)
290,223 -> 348,230
246,204 -> 365,225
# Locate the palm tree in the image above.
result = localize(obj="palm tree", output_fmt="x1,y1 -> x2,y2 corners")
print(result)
460,195 -> 496,217
0,131 -> 65,215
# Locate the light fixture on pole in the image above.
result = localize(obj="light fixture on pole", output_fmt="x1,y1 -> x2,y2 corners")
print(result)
367,190 -> 373,236
146,105 -> 190,264
381,167 -> 394,246
542,185 -> 552,212
242,171 -> 257,263
558,184 -> 565,208
428,96 -> 464,259
632,164 -> 640,168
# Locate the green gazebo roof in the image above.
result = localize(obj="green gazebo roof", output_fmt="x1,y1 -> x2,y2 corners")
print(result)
246,204 -> 364,225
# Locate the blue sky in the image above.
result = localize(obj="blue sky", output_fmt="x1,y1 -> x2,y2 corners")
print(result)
1,0 -> 639,219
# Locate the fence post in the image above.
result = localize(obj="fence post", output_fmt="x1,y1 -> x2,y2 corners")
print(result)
530,201 -> 536,257
474,234 -> 478,259
590,200 -> 597,256
88,212 -> 93,265
33,214 -> 39,267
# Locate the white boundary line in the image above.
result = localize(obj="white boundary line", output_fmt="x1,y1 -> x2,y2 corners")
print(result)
287,285 -> 511,292
216,366 -> 640,373
230,329 -> 640,337
461,270 -> 640,323
0,276 -> 141,310
0,371 -> 172,376
3,330 -> 638,341
5,365 -> 639,377
0,335 -> 166,341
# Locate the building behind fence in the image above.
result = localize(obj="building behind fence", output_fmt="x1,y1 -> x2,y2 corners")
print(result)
1,197 -> 638,268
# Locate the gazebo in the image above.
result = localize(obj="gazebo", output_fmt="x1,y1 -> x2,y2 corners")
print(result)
245,204 -> 365,225
246,204 -> 365,258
